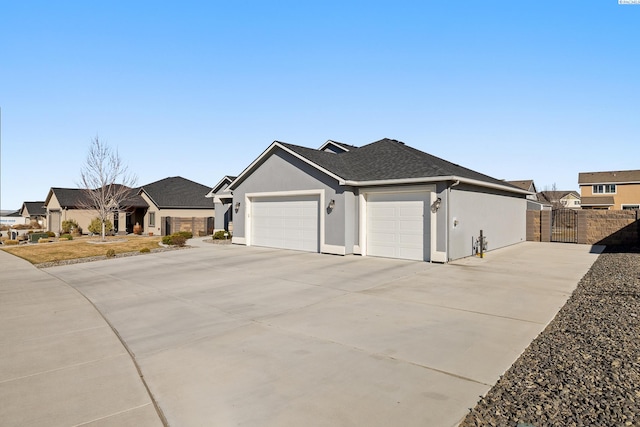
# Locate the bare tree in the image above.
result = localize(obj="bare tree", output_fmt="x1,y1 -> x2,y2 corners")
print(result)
78,136 -> 137,241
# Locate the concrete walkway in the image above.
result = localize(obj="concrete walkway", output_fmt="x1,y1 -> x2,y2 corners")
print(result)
38,241 -> 602,427
0,250 -> 163,427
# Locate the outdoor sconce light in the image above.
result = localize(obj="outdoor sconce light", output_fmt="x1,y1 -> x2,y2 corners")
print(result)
235,202 -> 241,213
431,197 -> 442,213
328,199 -> 335,210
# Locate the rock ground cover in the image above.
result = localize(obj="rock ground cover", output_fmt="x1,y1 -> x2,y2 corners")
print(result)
460,249 -> 640,427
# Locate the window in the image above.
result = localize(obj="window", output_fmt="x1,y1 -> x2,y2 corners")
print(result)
149,212 -> 155,227
622,205 -> 639,210
592,184 -> 616,194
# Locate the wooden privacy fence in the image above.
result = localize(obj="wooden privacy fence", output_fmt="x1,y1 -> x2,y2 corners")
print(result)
161,217 -> 214,236
527,209 -> 640,246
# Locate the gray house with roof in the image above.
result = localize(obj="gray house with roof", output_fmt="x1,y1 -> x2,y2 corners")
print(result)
206,175 -> 237,233
139,176 -> 215,236
226,138 -> 530,262
20,201 -> 47,227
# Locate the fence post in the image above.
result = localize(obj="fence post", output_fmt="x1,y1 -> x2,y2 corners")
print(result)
540,210 -> 551,242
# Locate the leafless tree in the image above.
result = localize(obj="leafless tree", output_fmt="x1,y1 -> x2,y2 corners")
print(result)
78,136 -> 137,240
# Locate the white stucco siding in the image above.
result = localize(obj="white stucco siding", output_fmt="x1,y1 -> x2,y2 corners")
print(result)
448,186 -> 526,261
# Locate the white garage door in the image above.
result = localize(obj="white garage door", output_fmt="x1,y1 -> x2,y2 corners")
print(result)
366,192 -> 428,261
251,195 -> 319,252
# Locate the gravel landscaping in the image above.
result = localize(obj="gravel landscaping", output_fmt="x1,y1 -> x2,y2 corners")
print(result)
35,246 -> 188,268
460,248 -> 640,427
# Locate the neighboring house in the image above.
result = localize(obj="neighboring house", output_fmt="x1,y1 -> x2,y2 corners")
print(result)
206,175 -> 237,233
506,180 -> 548,210
138,176 -> 215,235
0,210 -> 26,227
579,169 -> 640,210
19,201 -> 47,227
227,138 -> 530,262
45,187 -> 147,235
537,191 -> 581,209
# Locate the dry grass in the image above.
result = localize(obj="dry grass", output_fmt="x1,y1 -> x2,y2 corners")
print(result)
0,235 -> 163,264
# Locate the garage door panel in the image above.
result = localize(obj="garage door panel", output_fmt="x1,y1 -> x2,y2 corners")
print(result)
251,196 -> 319,253
367,192 -> 428,262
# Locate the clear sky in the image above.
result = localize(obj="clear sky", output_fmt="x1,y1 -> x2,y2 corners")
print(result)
1,1 -> 639,210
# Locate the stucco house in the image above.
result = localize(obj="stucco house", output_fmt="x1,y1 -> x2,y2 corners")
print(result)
138,176 -> 215,236
579,169 -> 640,210
20,201 -> 47,227
506,180 -> 548,210
206,175 -> 236,233
225,138 -> 530,262
44,187 -> 147,235
537,191 -> 581,209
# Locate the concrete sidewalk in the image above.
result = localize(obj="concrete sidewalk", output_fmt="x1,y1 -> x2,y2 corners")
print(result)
0,250 -> 163,427
43,241 -> 602,427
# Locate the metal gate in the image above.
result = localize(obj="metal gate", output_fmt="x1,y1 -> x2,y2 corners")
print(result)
551,209 -> 578,243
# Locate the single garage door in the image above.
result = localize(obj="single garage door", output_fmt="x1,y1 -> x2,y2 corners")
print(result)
366,192 -> 428,261
251,195 -> 319,252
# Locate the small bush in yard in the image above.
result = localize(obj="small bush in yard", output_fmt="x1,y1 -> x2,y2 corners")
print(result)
61,219 -> 79,234
177,231 -> 193,239
4,239 -> 19,245
46,231 -> 56,237
106,249 -> 116,258
88,218 -> 113,235
212,230 -> 231,239
60,234 -> 73,240
140,247 -> 151,253
38,238 -> 50,243
172,235 -> 187,247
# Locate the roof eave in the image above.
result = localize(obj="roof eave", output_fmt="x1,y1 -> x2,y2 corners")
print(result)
229,141 -> 347,190
342,176 -> 532,195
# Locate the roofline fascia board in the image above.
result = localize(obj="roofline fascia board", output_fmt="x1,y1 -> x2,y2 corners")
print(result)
229,142 -> 346,190
579,180 -> 640,185
342,176 -> 533,195
318,140 -> 351,152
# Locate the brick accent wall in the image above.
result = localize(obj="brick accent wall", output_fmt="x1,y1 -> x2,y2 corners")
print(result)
577,210 -> 639,245
526,211 -> 541,241
526,209 -> 639,246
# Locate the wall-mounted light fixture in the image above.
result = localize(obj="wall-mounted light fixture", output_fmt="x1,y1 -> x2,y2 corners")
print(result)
328,199 -> 335,210
430,197 -> 442,213
235,202 -> 241,213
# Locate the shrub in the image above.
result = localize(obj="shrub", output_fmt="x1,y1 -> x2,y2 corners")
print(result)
13,223 -> 32,230
38,238 -> 50,243
60,234 -> 73,240
172,235 -> 187,247
46,231 -> 56,238
88,218 -> 113,235
61,219 -> 79,234
177,231 -> 193,239
4,239 -> 19,245
106,249 -> 116,258
140,247 -> 151,253
212,230 -> 231,240
162,233 -> 187,246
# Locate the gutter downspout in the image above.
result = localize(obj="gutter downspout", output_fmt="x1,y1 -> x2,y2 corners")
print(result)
446,180 -> 460,262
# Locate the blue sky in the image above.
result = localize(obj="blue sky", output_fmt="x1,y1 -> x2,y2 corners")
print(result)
1,1 -> 639,210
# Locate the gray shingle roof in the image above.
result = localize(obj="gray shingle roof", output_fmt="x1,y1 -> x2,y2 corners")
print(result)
281,138 -> 515,187
49,187 -> 147,209
140,176 -> 213,209
22,201 -> 47,216
579,170 -> 640,184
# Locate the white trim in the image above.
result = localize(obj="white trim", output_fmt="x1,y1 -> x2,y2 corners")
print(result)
230,142 -> 346,190
580,180 -> 640,185
245,190 -> 325,252
232,236 -> 246,245
321,244 -> 346,255
318,140 -> 352,153
359,185 -> 436,260
353,244 -> 362,255
345,176 -> 531,195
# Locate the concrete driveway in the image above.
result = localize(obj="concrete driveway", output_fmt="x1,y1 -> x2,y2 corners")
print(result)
45,241 -> 602,427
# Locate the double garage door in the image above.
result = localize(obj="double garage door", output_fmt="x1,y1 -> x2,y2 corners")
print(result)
251,195 -> 319,252
249,192 -> 429,261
